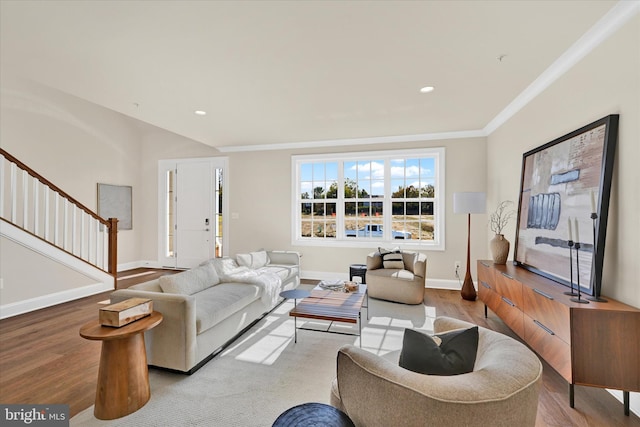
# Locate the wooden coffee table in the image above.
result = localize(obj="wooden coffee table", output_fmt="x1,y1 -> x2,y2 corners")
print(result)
289,285 -> 367,346
80,311 -> 162,420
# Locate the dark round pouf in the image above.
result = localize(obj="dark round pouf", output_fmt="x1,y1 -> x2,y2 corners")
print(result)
272,402 -> 354,427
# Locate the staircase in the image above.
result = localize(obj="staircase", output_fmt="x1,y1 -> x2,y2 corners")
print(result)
0,148 -> 117,318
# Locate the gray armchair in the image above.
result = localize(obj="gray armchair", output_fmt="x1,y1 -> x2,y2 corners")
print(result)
330,317 -> 542,427
365,251 -> 426,304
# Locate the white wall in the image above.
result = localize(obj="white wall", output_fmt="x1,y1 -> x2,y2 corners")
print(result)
137,130 -> 220,263
0,72 -> 222,305
226,137 -> 487,284
487,14 -> 639,308
487,13 -> 639,414
0,72 -> 143,264
0,237 -> 96,304
0,73 -> 144,305
133,133 -> 490,285
0,72 -> 491,293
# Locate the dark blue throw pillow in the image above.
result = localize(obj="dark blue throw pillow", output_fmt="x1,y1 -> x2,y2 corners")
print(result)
399,326 -> 479,375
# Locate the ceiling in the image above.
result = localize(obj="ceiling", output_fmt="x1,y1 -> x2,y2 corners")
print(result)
0,1 -> 633,152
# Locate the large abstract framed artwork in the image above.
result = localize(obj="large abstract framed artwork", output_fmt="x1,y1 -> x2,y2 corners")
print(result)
514,115 -> 618,297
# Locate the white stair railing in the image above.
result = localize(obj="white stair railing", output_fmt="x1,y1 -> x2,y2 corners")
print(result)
0,149 -> 117,276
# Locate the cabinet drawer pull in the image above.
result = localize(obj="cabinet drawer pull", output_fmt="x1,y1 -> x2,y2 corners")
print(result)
481,262 -> 491,268
533,320 -> 555,336
501,296 -> 516,307
480,281 -> 491,289
500,272 -> 514,279
533,288 -> 554,300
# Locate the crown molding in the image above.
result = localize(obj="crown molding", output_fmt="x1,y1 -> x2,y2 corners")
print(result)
218,1 -> 639,153
216,129 -> 486,153
484,0 -> 640,135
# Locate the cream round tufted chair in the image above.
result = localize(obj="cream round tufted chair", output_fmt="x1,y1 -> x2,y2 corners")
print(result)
330,317 -> 543,427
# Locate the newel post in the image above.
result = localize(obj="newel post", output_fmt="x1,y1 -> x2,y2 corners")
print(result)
107,218 -> 118,287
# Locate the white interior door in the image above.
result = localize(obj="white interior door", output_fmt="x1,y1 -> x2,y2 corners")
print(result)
175,161 -> 214,269
158,157 -> 228,269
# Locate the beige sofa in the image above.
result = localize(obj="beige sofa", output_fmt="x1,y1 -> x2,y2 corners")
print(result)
330,317 -> 542,427
365,250 -> 426,304
110,250 -> 300,374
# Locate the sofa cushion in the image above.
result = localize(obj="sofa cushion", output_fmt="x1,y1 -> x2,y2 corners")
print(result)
195,283 -> 261,334
367,268 -> 415,281
399,326 -> 479,375
383,253 -> 404,269
237,250 -> 270,269
202,257 -> 239,276
159,264 -> 219,295
379,247 -> 404,269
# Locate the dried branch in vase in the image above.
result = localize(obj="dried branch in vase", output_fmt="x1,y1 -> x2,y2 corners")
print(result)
490,201 -> 516,235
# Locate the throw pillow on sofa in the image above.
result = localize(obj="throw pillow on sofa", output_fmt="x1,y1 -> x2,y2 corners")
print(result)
159,264 -> 219,295
399,326 -> 479,375
378,247 -> 404,269
236,250 -> 270,269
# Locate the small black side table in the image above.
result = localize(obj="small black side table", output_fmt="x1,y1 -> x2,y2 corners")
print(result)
349,264 -> 367,284
273,402 -> 354,427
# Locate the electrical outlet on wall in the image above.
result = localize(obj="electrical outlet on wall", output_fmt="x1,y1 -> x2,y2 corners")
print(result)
454,261 -> 461,278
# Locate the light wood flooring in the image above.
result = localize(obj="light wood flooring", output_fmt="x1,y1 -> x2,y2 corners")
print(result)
0,270 -> 638,426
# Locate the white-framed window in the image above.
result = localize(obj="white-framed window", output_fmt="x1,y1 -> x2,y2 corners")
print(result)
291,147 -> 445,250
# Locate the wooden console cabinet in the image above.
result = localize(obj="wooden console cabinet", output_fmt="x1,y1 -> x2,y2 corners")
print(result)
477,260 -> 639,415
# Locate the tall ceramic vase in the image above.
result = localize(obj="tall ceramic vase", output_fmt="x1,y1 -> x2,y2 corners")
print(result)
490,234 -> 510,265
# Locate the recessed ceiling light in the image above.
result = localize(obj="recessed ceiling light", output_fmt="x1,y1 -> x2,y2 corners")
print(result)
420,86 -> 435,93
194,110 -> 207,116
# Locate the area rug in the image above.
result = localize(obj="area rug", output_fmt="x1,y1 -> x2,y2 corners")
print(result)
71,290 -> 435,427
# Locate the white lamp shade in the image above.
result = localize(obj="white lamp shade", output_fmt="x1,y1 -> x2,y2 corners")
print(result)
453,192 -> 486,214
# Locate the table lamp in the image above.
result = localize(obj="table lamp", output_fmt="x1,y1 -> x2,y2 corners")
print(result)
453,192 -> 486,301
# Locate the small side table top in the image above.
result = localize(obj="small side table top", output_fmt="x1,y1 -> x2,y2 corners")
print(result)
280,289 -> 311,300
80,311 -> 163,340
272,402 -> 354,427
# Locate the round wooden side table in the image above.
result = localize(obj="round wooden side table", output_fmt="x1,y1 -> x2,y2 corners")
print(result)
80,311 -> 162,420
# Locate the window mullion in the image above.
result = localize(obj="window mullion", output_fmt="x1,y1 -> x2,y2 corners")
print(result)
384,159 -> 391,240
337,160 -> 345,239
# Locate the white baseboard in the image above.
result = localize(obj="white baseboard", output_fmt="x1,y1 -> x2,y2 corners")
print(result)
300,270 -> 464,292
425,278 -> 465,291
301,270 -> 348,282
117,260 -> 163,272
0,281 -> 113,319
0,260 -> 176,319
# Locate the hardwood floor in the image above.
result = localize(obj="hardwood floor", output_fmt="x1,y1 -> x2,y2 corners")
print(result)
0,268 -> 179,417
1,272 -> 638,426
426,291 -> 639,427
